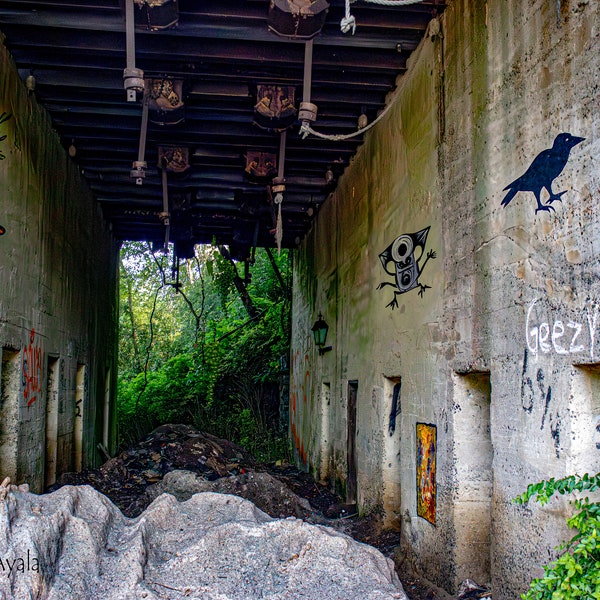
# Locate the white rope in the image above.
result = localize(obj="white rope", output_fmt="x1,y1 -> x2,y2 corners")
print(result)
342,0 -> 425,34
300,94 -> 395,141
314,0 -> 427,139
361,0 -> 424,4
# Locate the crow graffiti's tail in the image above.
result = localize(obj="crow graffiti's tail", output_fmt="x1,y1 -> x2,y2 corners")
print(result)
501,184 -> 518,208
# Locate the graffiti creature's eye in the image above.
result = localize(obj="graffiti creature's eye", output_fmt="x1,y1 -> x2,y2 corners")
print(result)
391,234 -> 413,263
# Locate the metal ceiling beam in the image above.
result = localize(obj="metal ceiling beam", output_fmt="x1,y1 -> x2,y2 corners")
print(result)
0,0 -> 443,250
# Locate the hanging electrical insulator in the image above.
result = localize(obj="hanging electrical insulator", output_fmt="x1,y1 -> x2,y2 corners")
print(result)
124,0 -> 144,102
268,0 -> 330,39
134,0 -> 179,30
245,151 -> 277,183
253,84 -> 297,131
147,78 -> 185,126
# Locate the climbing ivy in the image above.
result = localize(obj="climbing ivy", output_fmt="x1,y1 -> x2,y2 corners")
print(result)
514,473 -> 600,599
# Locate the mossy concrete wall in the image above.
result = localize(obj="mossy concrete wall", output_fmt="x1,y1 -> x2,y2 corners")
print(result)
290,0 -> 599,596
0,34 -> 119,493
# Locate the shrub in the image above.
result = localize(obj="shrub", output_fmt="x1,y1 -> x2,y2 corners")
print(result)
514,473 -> 600,599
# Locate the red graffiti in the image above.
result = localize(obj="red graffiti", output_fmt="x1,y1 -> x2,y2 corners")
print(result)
290,421 -> 307,465
22,328 -> 43,407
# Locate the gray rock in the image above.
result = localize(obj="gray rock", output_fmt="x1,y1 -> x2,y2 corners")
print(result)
0,480 -> 407,599
146,469 -> 316,520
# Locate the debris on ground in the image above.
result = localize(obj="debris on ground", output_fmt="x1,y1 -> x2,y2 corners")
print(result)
457,579 -> 492,599
51,424 -> 339,522
48,424 -> 468,600
0,480 -> 408,599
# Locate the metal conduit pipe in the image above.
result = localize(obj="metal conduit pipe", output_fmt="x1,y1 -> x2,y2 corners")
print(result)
160,166 -> 170,250
131,91 -> 149,185
299,39 -> 317,134
123,0 -> 144,102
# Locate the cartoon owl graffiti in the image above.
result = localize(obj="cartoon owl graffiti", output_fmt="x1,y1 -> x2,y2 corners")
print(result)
377,226 -> 436,309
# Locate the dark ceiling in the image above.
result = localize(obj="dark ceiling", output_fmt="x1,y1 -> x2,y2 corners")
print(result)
0,0 -> 444,259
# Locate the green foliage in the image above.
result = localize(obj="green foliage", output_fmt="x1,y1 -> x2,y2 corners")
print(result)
117,242 -> 292,462
514,473 -> 600,599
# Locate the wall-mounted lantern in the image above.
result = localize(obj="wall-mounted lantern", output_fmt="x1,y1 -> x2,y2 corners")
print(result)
312,313 -> 332,355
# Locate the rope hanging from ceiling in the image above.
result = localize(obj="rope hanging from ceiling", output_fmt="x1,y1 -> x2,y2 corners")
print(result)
303,6 -> 437,142
341,0 -> 425,34
300,97 -> 395,140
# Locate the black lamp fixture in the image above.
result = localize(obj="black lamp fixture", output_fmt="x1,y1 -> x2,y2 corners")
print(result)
312,313 -> 332,355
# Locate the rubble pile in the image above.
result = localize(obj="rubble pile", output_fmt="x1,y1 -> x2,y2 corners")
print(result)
53,424 -> 337,520
0,480 -> 408,599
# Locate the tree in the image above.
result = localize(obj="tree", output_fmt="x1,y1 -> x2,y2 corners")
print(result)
117,241 -> 292,461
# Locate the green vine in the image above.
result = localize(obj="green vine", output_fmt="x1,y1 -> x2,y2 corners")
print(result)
514,473 -> 600,599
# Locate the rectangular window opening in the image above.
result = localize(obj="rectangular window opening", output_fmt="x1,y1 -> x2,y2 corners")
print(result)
319,382 -> 331,483
45,356 -> 60,488
102,368 -> 111,451
569,364 -> 600,475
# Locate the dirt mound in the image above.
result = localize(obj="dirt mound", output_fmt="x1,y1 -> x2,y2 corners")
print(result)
52,424 -> 259,517
52,424 -> 339,522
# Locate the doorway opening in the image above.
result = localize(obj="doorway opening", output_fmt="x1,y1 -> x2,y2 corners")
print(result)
45,356 -> 60,487
383,377 -> 402,528
452,372 -> 493,587
347,380 -> 358,506
0,349 -> 20,481
73,364 -> 87,471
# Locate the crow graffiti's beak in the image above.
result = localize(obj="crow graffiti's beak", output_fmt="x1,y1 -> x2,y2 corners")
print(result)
571,136 -> 585,146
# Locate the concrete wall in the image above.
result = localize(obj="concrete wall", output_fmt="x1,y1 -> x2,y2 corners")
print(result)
290,0 -> 600,596
0,33 -> 119,493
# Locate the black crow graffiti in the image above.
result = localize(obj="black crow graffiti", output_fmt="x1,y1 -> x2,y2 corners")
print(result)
377,226 -> 436,309
501,132 -> 584,214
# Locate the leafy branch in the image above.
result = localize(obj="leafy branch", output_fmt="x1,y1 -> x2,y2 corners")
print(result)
514,473 -> 600,599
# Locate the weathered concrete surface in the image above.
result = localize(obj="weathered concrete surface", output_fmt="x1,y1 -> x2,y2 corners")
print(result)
0,35 -> 118,491
290,0 -> 600,596
0,481 -> 407,599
